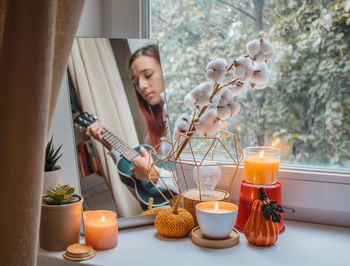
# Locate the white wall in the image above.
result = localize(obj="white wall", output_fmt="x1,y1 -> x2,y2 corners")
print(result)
102,0 -> 142,38
76,0 -> 142,38
76,0 -> 103,37
49,78 -> 80,190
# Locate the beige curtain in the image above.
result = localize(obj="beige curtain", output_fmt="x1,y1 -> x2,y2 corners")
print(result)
68,38 -> 142,217
0,0 -> 84,265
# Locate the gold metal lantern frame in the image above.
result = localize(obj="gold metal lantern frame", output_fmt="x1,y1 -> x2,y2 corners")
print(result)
147,130 -> 243,219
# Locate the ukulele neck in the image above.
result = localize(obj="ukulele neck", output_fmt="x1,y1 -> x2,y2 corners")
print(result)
102,128 -> 139,162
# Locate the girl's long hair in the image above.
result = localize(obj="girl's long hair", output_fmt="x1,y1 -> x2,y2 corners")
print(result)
129,45 -> 165,148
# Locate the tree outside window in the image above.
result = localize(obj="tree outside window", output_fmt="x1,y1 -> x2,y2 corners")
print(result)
151,0 -> 350,168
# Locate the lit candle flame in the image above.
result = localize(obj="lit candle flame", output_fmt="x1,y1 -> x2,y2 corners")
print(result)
101,215 -> 105,222
214,202 -> 219,213
259,150 -> 264,159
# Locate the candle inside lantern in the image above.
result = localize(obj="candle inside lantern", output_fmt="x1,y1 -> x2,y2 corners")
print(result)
244,146 -> 280,185
83,210 -> 118,250
196,202 -> 238,239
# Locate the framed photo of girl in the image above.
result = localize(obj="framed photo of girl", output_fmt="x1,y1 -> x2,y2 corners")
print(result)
68,38 -> 177,219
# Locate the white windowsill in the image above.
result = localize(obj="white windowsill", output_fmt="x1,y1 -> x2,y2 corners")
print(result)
37,220 -> 350,266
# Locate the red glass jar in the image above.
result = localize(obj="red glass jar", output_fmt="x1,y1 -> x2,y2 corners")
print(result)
235,180 -> 285,233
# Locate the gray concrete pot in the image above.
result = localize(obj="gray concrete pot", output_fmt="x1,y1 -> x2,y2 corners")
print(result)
40,194 -> 83,251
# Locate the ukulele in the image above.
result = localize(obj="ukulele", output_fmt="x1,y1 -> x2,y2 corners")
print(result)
74,112 -> 175,209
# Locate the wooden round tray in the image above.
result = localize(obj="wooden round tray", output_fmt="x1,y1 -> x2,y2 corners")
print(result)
191,226 -> 240,249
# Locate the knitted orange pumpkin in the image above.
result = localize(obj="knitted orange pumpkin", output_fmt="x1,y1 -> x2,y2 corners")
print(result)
155,195 -> 194,238
244,188 -> 284,246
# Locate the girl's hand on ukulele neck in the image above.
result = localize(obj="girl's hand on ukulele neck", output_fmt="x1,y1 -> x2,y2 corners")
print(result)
86,122 -> 113,150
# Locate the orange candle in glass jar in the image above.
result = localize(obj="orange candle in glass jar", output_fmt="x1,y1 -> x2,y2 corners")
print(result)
83,210 -> 118,250
244,147 -> 280,185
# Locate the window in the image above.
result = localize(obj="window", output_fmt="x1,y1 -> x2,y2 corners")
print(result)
150,0 -> 350,170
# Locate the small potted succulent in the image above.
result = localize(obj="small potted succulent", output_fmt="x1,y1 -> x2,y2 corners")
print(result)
43,136 -> 63,194
40,184 -> 83,251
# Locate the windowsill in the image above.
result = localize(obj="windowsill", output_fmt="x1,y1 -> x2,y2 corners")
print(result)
37,220 -> 350,266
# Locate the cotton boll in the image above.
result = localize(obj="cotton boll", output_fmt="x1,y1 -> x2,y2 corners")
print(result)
255,45 -> 273,63
173,128 -> 184,141
234,56 -> 252,67
175,113 -> 191,128
251,62 -> 269,84
228,101 -> 241,115
246,40 -> 261,58
254,53 -> 267,63
260,40 -> 273,54
205,58 -> 228,83
218,88 -> 233,106
196,109 -> 221,136
233,57 -> 254,82
190,81 -> 214,107
227,81 -> 245,97
206,58 -> 227,73
247,39 -> 274,62
212,71 -> 226,83
184,93 -> 196,109
174,113 -> 191,140
205,68 -> 215,80
260,40 -> 274,61
263,52 -> 274,62
217,105 -> 232,120
217,98 -> 241,120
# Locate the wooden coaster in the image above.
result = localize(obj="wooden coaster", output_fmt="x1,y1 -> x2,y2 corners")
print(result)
191,226 -> 240,249
63,244 -> 96,261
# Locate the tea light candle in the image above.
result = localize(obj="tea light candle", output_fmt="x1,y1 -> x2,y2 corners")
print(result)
83,210 -> 118,250
244,146 -> 280,185
196,202 -> 238,239
200,202 -> 232,214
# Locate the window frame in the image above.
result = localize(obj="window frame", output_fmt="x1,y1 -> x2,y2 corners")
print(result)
145,0 -> 350,227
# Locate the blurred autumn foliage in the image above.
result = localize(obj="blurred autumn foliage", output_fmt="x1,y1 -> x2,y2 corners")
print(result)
151,0 -> 350,167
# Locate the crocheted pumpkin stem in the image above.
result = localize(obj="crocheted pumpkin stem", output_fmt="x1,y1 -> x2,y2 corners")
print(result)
257,187 -> 267,201
148,197 -> 154,210
172,194 -> 184,215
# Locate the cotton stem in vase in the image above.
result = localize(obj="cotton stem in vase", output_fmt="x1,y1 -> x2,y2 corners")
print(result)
174,38 -> 274,160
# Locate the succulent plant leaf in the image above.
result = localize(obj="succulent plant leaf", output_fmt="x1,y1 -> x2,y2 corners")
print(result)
65,194 -> 72,200
47,187 -> 55,192
46,192 -> 55,197
43,197 -> 54,203
52,144 -> 62,159
51,156 -> 62,167
43,184 -> 78,205
44,136 -> 63,171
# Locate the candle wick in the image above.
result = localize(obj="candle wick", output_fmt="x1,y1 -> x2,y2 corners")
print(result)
214,202 -> 219,213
